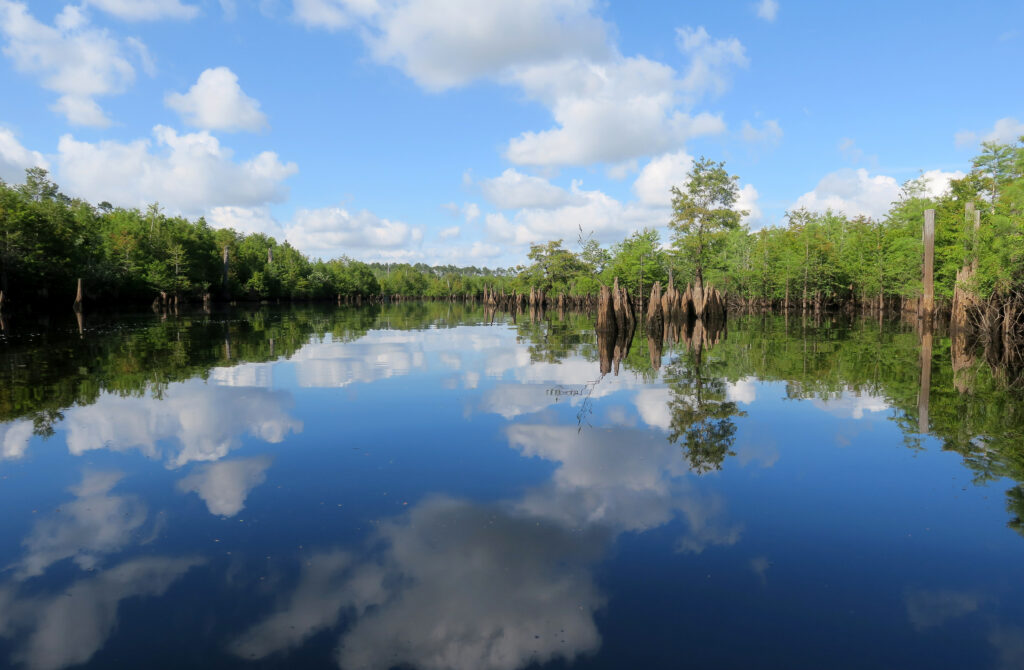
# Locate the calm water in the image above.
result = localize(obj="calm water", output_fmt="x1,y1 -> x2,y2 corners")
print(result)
1,303 -> 1023,670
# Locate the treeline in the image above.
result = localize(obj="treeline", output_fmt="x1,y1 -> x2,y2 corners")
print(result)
0,169 -> 518,309
1,139 -> 1021,312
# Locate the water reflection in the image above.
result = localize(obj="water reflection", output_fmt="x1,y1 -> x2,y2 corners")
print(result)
178,456 -> 272,517
0,557 -> 202,670
0,304 -> 1022,668
64,384 -> 301,467
15,472 -> 147,579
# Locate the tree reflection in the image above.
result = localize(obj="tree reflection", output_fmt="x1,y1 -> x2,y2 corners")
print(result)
664,323 -> 745,474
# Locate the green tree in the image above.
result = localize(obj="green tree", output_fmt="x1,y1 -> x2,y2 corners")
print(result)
669,157 -> 745,285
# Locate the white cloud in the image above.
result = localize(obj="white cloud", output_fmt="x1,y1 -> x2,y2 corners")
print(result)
206,205 -> 285,238
437,225 -> 460,240
56,125 -> 297,215
178,456 -> 272,517
462,202 -> 480,222
916,169 -> 966,199
736,183 -> 762,225
675,26 -> 748,102
297,2 -> 735,168
955,117 -> 1024,148
484,181 -> 664,246
740,119 -> 782,146
285,205 -> 423,259
84,0 -> 199,21
632,150 -> 692,206
506,56 -> 726,166
479,167 -> 577,209
755,0 -> 779,22
166,67 -> 268,132
793,168 -> 962,220
0,2 -> 145,126
0,127 -> 48,184
793,169 -> 898,219
359,0 -> 610,91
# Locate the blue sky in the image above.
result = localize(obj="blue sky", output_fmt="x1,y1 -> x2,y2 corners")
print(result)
0,0 -> 1021,267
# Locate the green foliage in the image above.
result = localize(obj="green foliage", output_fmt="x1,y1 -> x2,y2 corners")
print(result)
669,156 -> 744,283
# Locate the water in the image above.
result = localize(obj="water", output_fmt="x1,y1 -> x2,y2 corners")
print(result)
1,304 -> 1023,670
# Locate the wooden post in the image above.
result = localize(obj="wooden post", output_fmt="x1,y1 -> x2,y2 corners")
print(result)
0,289 -> 4,312
921,209 -> 935,318
268,247 -> 274,264
73,278 -> 83,313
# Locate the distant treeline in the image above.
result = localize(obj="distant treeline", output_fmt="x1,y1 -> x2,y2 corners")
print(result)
1,139 -> 1021,311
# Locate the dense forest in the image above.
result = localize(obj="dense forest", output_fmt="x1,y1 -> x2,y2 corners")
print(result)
0,139 -> 1021,313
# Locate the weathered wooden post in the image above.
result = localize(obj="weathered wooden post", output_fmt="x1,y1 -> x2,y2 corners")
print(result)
921,209 -> 935,318
0,289 -> 5,312
267,247 -> 274,264
73,278 -> 83,313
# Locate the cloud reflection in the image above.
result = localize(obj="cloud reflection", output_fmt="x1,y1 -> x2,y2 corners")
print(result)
0,557 -> 202,670
14,472 -> 146,580
232,421 -> 741,669
0,420 -> 33,460
177,456 -> 272,517
63,383 -> 301,467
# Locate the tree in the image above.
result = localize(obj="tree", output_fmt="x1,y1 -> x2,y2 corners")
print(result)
669,157 -> 745,285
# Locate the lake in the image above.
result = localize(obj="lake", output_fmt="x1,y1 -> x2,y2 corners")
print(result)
1,303 -> 1022,669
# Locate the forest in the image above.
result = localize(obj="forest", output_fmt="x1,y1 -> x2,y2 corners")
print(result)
0,139 -> 1021,315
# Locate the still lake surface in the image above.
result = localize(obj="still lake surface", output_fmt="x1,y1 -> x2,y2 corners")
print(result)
1,303 -> 1023,669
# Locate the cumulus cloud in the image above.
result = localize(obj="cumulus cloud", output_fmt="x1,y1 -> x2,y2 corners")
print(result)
56,125 -> 296,215
0,2 -> 147,126
479,167 -> 578,209
483,183 -> 661,246
793,168 -> 963,220
166,67 -> 267,132
755,0 -> 779,22
84,0 -> 199,21
505,56 -> 726,166
675,26 -> 748,102
285,205 -> 423,259
736,183 -> 762,225
0,557 -> 202,670
63,382 -> 302,468
955,117 -> 1024,148
206,205 -> 285,238
741,119 -> 782,146
296,3 -> 736,168
632,150 -> 692,206
437,225 -> 460,240
177,456 -> 272,517
325,0 -> 611,90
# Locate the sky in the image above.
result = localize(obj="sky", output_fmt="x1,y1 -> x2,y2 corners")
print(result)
0,0 -> 1021,268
